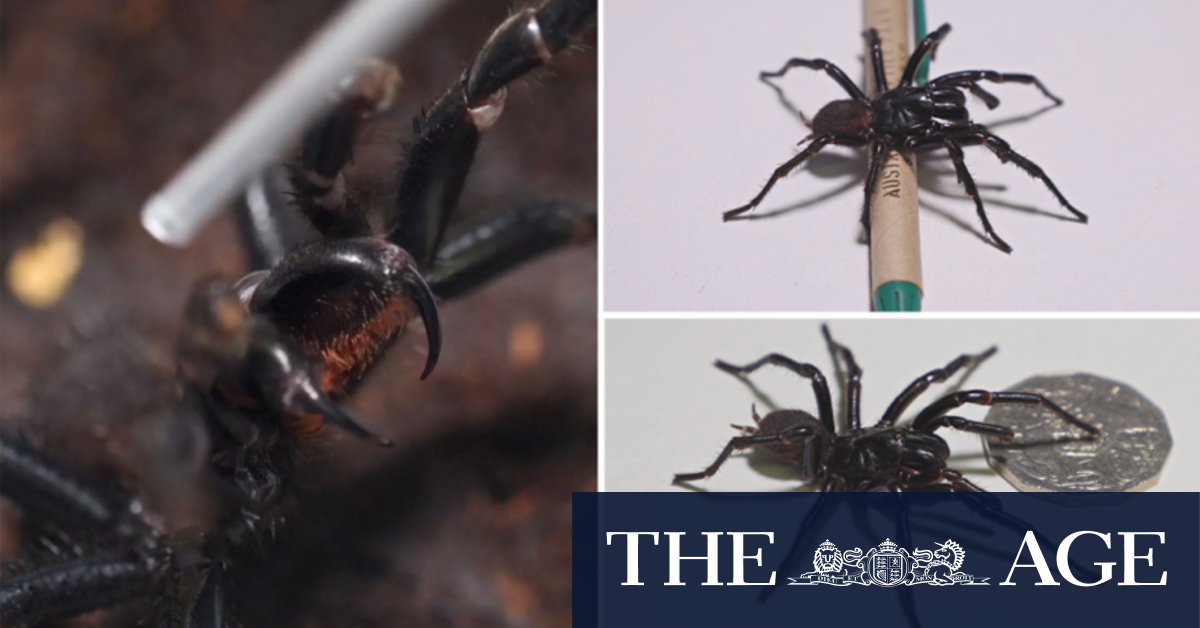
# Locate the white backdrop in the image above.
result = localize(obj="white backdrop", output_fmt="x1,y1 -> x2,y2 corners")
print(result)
603,1 -> 1200,311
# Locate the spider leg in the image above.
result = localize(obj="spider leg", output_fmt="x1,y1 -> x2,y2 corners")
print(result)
876,345 -> 997,428
388,0 -> 596,269
0,434 -> 124,532
966,84 -> 1000,109
723,135 -> 838,220
863,28 -> 888,94
672,429 -> 814,484
758,73 -> 813,129
234,61 -> 403,270
941,468 -> 986,492
426,199 -> 596,300
292,60 -> 399,239
929,70 -> 1063,106
714,354 -> 836,435
955,128 -> 1088,223
188,566 -> 226,628
1,556 -> 158,626
913,414 -> 1014,442
820,324 -> 863,431
911,390 -> 1100,437
899,23 -> 952,87
913,135 -> 1013,252
235,172 -> 309,271
759,57 -> 869,104
859,140 -> 889,236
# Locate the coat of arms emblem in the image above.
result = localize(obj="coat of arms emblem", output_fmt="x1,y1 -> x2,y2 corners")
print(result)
790,538 -> 988,586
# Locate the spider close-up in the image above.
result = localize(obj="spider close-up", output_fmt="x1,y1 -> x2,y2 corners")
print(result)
1,0 -> 596,626
722,23 -> 1087,254
672,324 -> 1099,492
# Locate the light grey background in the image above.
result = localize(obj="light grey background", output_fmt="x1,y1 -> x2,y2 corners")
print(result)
604,1 -> 1200,311
605,319 -> 1199,491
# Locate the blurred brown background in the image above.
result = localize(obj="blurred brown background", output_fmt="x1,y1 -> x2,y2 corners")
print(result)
0,0 -> 596,625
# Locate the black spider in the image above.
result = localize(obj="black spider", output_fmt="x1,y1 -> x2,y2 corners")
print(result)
672,324 -> 1099,491
0,0 -> 596,625
722,23 -> 1087,253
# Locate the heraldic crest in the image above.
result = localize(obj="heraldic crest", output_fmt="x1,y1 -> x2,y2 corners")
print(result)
790,538 -> 989,586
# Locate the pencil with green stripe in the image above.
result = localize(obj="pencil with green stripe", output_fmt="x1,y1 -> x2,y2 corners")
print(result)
866,0 -> 924,312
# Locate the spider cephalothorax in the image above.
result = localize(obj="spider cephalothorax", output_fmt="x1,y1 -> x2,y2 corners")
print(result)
673,325 -> 1098,491
723,23 -> 1087,253
0,0 -> 596,625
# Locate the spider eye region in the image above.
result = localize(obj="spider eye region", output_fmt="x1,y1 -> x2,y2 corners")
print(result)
812,99 -> 872,136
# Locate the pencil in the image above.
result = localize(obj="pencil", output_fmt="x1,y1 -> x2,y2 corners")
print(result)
865,0 -> 923,311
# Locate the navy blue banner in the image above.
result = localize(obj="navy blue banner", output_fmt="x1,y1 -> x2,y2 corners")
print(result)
574,493 -> 1199,628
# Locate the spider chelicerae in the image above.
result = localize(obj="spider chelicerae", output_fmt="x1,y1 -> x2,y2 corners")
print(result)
0,0 -> 596,625
672,324 -> 1099,491
722,23 -> 1087,253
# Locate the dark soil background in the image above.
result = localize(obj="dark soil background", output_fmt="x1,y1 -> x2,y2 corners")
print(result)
0,0 -> 596,626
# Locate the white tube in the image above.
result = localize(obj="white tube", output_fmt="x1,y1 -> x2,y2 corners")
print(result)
141,0 -> 446,246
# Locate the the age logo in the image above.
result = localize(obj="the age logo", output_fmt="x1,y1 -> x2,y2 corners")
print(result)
790,538 -> 988,586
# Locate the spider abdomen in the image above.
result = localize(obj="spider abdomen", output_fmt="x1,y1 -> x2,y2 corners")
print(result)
754,409 -> 830,480
812,99 -> 872,136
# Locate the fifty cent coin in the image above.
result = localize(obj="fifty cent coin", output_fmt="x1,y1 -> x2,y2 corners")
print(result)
984,373 -> 1171,492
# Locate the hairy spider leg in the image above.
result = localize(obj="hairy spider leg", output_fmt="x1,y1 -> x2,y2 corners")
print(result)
863,28 -> 888,94
236,61 -> 397,270
0,437 -> 123,530
959,128 -> 1086,222
758,56 -> 870,129
915,413 -> 1015,443
820,324 -> 864,431
723,136 -> 829,219
898,23 -> 952,88
759,56 -> 870,103
425,198 -> 596,299
390,0 -> 597,269
724,134 -> 873,220
912,390 -> 1100,437
877,345 -> 998,427
672,426 -> 818,484
0,555 -> 157,626
0,435 -> 158,626
859,140 -> 890,234
912,126 -> 1086,236
295,61 -> 398,240
929,70 -> 1064,106
714,354 -> 837,434
929,135 -> 1015,252
278,89 -> 596,303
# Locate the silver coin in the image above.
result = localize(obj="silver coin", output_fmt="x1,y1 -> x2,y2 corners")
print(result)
983,373 -> 1171,492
